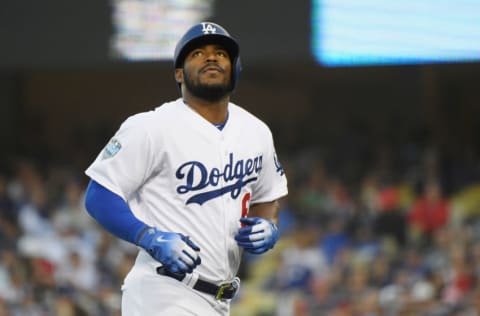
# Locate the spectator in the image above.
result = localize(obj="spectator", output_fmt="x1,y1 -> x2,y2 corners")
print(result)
321,216 -> 350,266
408,180 -> 450,246
372,184 -> 408,248
296,161 -> 329,222
271,227 -> 328,292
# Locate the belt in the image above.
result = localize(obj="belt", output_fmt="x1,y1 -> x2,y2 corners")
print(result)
156,267 -> 239,300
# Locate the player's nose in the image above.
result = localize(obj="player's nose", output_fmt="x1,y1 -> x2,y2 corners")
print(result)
202,46 -> 219,61
205,52 -> 218,62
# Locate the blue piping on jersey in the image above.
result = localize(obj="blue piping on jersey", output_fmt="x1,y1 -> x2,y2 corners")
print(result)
213,110 -> 229,130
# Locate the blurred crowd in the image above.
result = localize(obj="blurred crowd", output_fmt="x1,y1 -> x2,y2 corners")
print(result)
0,157 -> 135,316
1,142 -> 480,316
231,144 -> 480,316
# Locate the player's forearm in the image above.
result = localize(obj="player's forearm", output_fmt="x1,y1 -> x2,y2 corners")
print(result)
85,180 -> 201,273
248,200 -> 280,225
84,179 -> 147,244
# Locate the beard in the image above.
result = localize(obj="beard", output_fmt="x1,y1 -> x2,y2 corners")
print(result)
183,70 -> 231,102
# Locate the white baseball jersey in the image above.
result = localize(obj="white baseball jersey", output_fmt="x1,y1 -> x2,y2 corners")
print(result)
85,98 -> 288,291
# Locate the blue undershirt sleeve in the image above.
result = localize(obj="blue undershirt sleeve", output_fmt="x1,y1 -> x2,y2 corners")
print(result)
84,179 -> 147,245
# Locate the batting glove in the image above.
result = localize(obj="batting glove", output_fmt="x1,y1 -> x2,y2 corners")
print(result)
234,217 -> 279,254
137,227 -> 201,274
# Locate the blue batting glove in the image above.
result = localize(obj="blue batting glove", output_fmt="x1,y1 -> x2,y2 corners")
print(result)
235,217 -> 279,254
137,227 -> 201,274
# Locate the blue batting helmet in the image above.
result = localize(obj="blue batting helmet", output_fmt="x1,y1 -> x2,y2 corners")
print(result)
174,22 -> 241,91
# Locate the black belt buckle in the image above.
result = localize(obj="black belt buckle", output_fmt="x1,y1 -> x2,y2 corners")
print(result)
157,266 -> 239,300
215,279 -> 239,300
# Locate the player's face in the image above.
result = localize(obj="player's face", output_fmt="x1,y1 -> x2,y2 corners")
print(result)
178,44 -> 232,102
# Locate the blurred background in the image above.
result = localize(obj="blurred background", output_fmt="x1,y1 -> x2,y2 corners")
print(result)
1,0 -> 480,315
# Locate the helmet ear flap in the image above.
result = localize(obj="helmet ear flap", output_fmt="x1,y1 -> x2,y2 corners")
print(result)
230,57 -> 242,92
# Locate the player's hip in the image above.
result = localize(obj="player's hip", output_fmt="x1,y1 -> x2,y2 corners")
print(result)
122,253 -> 233,315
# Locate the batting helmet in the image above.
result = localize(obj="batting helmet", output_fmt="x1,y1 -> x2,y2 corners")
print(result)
174,22 -> 241,91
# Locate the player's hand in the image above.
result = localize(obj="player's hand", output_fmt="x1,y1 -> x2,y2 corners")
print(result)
234,217 -> 279,254
137,227 -> 201,274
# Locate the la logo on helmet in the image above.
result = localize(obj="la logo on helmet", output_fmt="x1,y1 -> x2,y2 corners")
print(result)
201,23 -> 217,34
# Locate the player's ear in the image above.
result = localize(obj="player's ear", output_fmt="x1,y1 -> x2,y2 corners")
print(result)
175,69 -> 183,84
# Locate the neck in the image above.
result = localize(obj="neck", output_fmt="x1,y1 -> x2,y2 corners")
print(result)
182,93 -> 230,124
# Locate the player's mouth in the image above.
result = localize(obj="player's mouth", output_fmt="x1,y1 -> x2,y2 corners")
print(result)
200,64 -> 224,74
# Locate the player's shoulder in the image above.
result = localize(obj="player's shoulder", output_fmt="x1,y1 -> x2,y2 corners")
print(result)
121,99 -> 181,128
229,102 -> 272,133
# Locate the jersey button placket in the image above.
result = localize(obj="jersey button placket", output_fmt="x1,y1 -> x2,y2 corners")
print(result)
219,135 -> 230,277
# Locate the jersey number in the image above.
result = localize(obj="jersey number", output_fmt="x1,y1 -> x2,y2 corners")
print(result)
241,193 -> 251,227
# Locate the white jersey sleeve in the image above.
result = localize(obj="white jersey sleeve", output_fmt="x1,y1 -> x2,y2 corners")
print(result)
85,113 -> 158,200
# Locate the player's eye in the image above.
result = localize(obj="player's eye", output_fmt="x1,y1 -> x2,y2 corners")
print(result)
217,50 -> 228,58
191,50 -> 203,58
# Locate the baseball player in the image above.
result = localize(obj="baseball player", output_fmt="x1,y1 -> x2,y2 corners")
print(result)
84,21 -> 288,315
